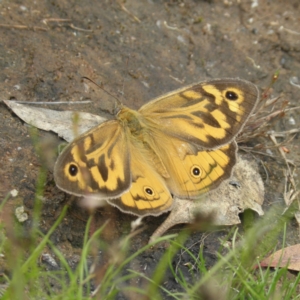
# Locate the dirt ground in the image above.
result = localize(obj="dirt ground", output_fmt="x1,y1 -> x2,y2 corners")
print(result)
0,0 -> 300,298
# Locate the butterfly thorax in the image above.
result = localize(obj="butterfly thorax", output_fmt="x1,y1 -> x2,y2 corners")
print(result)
117,106 -> 147,138
117,106 -> 170,178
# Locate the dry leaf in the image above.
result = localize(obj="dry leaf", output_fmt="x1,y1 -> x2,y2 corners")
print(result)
3,100 -> 106,142
259,244 -> 300,271
150,157 -> 264,242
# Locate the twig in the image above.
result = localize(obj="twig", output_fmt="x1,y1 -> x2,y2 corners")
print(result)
290,77 -> 300,89
0,18 -> 92,33
2,100 -> 92,105
279,26 -> 300,35
169,75 -> 184,84
268,128 -> 300,137
260,161 -> 270,184
69,24 -> 93,32
269,132 -> 299,208
164,21 -> 179,31
119,3 -> 141,23
0,24 -> 47,31
42,18 -> 71,25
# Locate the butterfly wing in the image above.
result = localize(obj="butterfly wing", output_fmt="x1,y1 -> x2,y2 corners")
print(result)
54,120 -> 131,199
139,78 -> 259,149
108,138 -> 173,216
144,130 -> 237,198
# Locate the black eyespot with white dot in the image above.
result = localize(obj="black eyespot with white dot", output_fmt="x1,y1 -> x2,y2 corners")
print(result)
144,186 -> 154,195
225,90 -> 239,101
191,165 -> 201,178
69,164 -> 78,176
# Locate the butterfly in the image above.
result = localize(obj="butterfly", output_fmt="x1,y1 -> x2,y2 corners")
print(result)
54,78 -> 259,216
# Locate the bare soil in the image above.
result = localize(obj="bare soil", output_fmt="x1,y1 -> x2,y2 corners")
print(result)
0,0 -> 299,298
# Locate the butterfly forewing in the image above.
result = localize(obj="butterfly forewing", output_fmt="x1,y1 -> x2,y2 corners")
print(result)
54,120 -> 131,198
139,79 -> 259,149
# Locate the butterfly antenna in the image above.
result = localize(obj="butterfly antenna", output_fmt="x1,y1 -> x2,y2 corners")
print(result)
119,56 -> 130,102
82,76 -> 122,108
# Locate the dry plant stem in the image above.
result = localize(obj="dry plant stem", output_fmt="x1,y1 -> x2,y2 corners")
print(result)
236,97 -> 283,143
260,161 -> 270,184
246,56 -> 260,69
0,19 -> 91,32
283,170 -> 300,207
279,26 -> 300,35
267,134 -> 298,154
43,18 -> 92,32
119,2 -> 141,23
269,133 -> 299,208
163,21 -> 180,31
0,24 -> 47,31
238,94 -> 300,147
237,88 -> 300,216
42,18 -> 71,25
69,24 -> 93,32
270,129 -> 300,137
2,100 -> 92,105
269,134 -> 293,179
290,77 -> 300,88
169,75 -> 185,84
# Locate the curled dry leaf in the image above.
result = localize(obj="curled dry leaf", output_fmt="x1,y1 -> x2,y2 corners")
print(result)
149,156 -> 265,242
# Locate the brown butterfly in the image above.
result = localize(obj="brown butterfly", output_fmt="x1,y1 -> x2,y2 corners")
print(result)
54,78 -> 259,216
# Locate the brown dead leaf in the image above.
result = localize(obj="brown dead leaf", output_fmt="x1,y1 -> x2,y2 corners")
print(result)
259,244 -> 300,271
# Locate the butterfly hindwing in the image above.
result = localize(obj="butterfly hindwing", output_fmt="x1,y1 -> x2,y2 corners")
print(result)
108,139 -> 173,216
165,142 -> 238,198
143,130 -> 237,199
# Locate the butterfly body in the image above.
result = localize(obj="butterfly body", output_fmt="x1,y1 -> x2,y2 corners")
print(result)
54,79 -> 259,216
